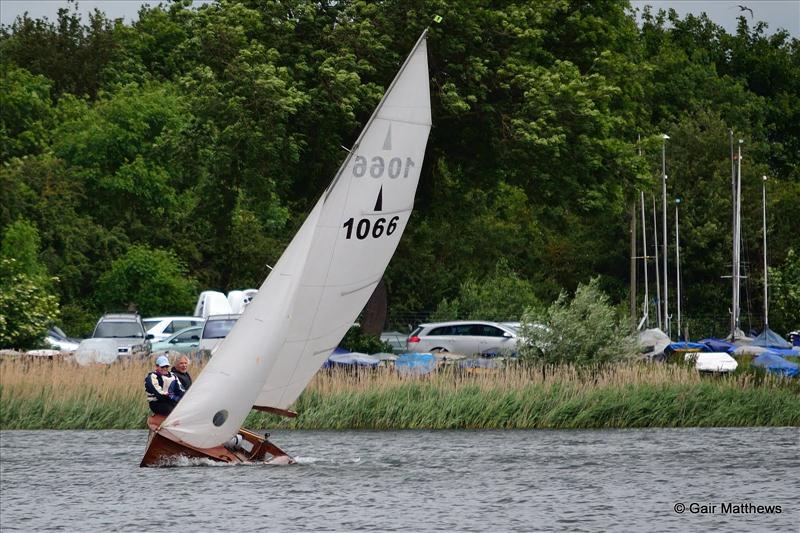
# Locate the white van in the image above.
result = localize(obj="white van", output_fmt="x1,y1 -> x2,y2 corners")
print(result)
227,289 -> 258,314
194,291 -> 233,318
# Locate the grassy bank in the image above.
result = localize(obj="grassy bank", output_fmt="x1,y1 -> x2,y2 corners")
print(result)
1,357 -> 798,430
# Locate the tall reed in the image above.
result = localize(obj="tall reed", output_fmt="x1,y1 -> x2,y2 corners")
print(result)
2,356 -> 798,430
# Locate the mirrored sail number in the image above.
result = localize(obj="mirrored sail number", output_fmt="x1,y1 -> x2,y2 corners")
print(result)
352,156 -> 415,179
342,216 -> 400,240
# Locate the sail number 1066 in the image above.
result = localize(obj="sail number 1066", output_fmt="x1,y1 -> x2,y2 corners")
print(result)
342,216 -> 400,240
353,156 -> 415,179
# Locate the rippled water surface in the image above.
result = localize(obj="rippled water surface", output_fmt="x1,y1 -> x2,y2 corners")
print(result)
1,428 -> 797,531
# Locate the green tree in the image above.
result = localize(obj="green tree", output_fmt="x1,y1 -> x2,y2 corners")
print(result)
0,218 -> 47,280
518,277 -> 635,365
769,248 -> 800,334
0,67 -> 55,159
339,324 -> 393,355
1,1 -> 798,340
430,258 -> 542,322
0,260 -> 60,349
94,245 -> 198,316
0,221 -> 59,348
0,221 -> 60,349
0,6 -> 121,99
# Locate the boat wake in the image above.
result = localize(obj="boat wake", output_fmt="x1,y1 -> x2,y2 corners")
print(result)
156,455 -> 234,468
291,456 -> 362,465
293,456 -> 320,465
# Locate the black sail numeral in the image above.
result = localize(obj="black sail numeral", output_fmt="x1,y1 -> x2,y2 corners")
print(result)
342,216 -> 400,240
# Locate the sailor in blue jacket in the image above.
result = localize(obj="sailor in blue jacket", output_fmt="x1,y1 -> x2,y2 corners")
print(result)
144,355 -> 184,416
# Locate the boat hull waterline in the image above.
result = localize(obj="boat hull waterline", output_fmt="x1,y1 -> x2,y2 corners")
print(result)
140,415 -> 295,467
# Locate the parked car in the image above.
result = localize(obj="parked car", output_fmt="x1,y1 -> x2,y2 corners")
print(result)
406,321 -> 519,356
150,325 -> 202,356
43,326 -> 81,351
74,313 -> 152,364
198,314 -> 241,355
380,331 -> 408,354
143,316 -> 205,342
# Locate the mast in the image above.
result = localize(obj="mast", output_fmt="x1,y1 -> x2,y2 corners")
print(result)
652,196 -> 662,330
630,199 -> 637,329
762,175 -> 769,329
675,197 -> 682,340
641,191 -> 650,328
661,134 -> 670,337
732,139 -> 743,339
729,130 -> 736,340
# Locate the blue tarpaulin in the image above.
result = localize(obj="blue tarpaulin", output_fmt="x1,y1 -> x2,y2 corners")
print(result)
751,353 -> 799,377
699,338 -> 736,353
665,342 -> 708,354
324,348 -> 380,368
765,348 -> 800,358
395,353 -> 437,375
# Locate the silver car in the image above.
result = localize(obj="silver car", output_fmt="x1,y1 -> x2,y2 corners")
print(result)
142,316 -> 205,342
74,313 -> 152,364
406,321 -> 519,356
198,314 -> 241,356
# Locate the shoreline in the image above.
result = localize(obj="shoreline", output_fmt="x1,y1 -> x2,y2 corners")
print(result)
2,357 -> 798,430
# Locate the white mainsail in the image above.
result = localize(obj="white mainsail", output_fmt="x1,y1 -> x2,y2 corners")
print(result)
160,31 -> 431,449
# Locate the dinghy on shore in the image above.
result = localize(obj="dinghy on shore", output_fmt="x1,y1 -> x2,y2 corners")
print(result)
684,352 -> 738,374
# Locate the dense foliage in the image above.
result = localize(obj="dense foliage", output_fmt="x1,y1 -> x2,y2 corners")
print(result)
430,259 -> 542,322
94,245 -> 199,320
518,278 -> 636,365
1,1 -> 798,340
0,259 -> 60,348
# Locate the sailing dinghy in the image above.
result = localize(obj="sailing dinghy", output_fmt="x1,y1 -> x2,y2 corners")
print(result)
141,31 -> 432,466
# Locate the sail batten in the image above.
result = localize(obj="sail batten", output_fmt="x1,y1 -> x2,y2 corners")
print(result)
160,32 -> 431,446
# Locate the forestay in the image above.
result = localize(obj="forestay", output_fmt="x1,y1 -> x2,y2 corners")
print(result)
159,31 -> 431,449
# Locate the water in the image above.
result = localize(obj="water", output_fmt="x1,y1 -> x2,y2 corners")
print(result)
1,428 -> 797,531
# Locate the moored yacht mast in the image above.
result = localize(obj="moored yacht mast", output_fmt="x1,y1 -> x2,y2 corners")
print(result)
731,139 -> 744,340
761,175 -> 769,328
641,191 -> 650,328
661,134 -> 670,337
652,196 -> 662,330
675,197 -> 682,340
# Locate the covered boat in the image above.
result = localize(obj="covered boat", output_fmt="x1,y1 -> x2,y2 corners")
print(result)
751,353 -> 799,377
751,328 -> 792,349
684,352 -> 738,373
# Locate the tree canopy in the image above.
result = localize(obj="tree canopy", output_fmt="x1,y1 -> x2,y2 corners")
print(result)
1,1 -> 797,339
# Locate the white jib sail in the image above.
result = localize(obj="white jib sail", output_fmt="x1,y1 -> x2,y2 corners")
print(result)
161,31 -> 431,449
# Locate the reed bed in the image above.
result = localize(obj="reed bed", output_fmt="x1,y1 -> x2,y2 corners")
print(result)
2,356 -> 798,430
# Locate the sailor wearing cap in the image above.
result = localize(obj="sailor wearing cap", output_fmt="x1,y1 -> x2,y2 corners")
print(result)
144,354 -> 184,416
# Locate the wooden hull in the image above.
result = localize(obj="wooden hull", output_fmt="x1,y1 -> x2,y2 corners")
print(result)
141,415 -> 295,467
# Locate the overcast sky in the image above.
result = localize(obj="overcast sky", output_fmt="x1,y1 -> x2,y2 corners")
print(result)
1,0 -> 798,36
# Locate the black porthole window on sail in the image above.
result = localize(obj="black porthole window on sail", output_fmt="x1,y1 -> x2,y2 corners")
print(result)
212,410 -> 228,427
